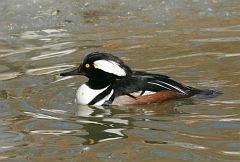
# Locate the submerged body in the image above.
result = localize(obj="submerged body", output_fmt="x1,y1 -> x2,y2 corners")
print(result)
60,52 -> 220,106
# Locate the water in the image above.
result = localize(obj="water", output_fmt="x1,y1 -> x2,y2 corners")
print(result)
0,0 -> 240,161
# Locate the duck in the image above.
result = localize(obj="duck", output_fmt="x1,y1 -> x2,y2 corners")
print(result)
60,52 -> 220,106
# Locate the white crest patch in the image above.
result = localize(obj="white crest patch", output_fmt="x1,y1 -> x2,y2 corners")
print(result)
93,60 -> 126,76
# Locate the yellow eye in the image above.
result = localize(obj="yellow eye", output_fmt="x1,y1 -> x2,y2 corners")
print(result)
85,64 -> 90,68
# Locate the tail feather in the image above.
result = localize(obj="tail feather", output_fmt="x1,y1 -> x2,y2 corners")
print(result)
186,86 -> 222,99
196,89 -> 222,99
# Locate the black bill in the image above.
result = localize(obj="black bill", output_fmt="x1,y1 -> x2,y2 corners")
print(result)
60,68 -> 83,76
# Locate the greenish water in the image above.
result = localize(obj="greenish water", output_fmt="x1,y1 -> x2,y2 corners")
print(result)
0,1 -> 240,162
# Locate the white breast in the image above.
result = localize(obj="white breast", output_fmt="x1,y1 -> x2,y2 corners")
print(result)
76,84 -> 113,106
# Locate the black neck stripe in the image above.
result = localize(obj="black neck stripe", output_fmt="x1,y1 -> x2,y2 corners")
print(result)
88,85 -> 113,105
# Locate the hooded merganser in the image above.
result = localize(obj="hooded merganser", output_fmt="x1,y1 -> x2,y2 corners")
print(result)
60,52 -> 220,106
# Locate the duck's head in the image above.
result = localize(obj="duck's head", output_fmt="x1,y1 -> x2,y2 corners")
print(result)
60,52 -> 132,87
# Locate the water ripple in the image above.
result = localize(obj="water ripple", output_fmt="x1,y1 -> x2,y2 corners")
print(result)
183,114 -> 236,119
30,129 -> 86,135
178,133 -> 207,139
201,25 -> 240,32
220,151 -> 240,156
224,53 -> 240,57
76,119 -> 104,125
150,52 -> 223,62
0,146 -> 14,151
98,137 -> 123,143
102,118 -> 129,125
219,118 -> 240,122
212,100 -> 240,104
145,140 -> 208,150
150,52 -> 240,62
191,37 -> 240,43
20,29 -> 68,39
0,48 -> 30,58
51,76 -> 75,83
25,64 -> 76,75
40,108 -> 67,114
30,49 -> 77,61
104,128 -> 125,137
0,42 -> 74,58
0,72 -> 21,81
24,112 -> 63,120
173,142 -> 207,150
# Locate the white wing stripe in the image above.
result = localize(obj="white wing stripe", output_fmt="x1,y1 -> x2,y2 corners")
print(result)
148,82 -> 171,90
157,80 -> 186,94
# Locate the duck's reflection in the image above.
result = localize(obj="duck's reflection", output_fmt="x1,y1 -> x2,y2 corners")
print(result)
76,105 -> 111,117
74,98 -> 196,145
75,105 -> 129,144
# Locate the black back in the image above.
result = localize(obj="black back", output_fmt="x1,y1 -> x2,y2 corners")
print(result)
112,71 -> 202,97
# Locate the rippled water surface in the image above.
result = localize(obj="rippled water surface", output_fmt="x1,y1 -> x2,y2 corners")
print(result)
0,1 -> 240,161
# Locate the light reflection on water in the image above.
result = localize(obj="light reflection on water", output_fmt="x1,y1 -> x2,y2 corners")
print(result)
0,1 -> 240,162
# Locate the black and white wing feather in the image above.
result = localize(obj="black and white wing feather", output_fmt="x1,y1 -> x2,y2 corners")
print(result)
113,71 -> 202,97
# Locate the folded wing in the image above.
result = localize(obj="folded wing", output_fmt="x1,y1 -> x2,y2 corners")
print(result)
113,71 -> 202,97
